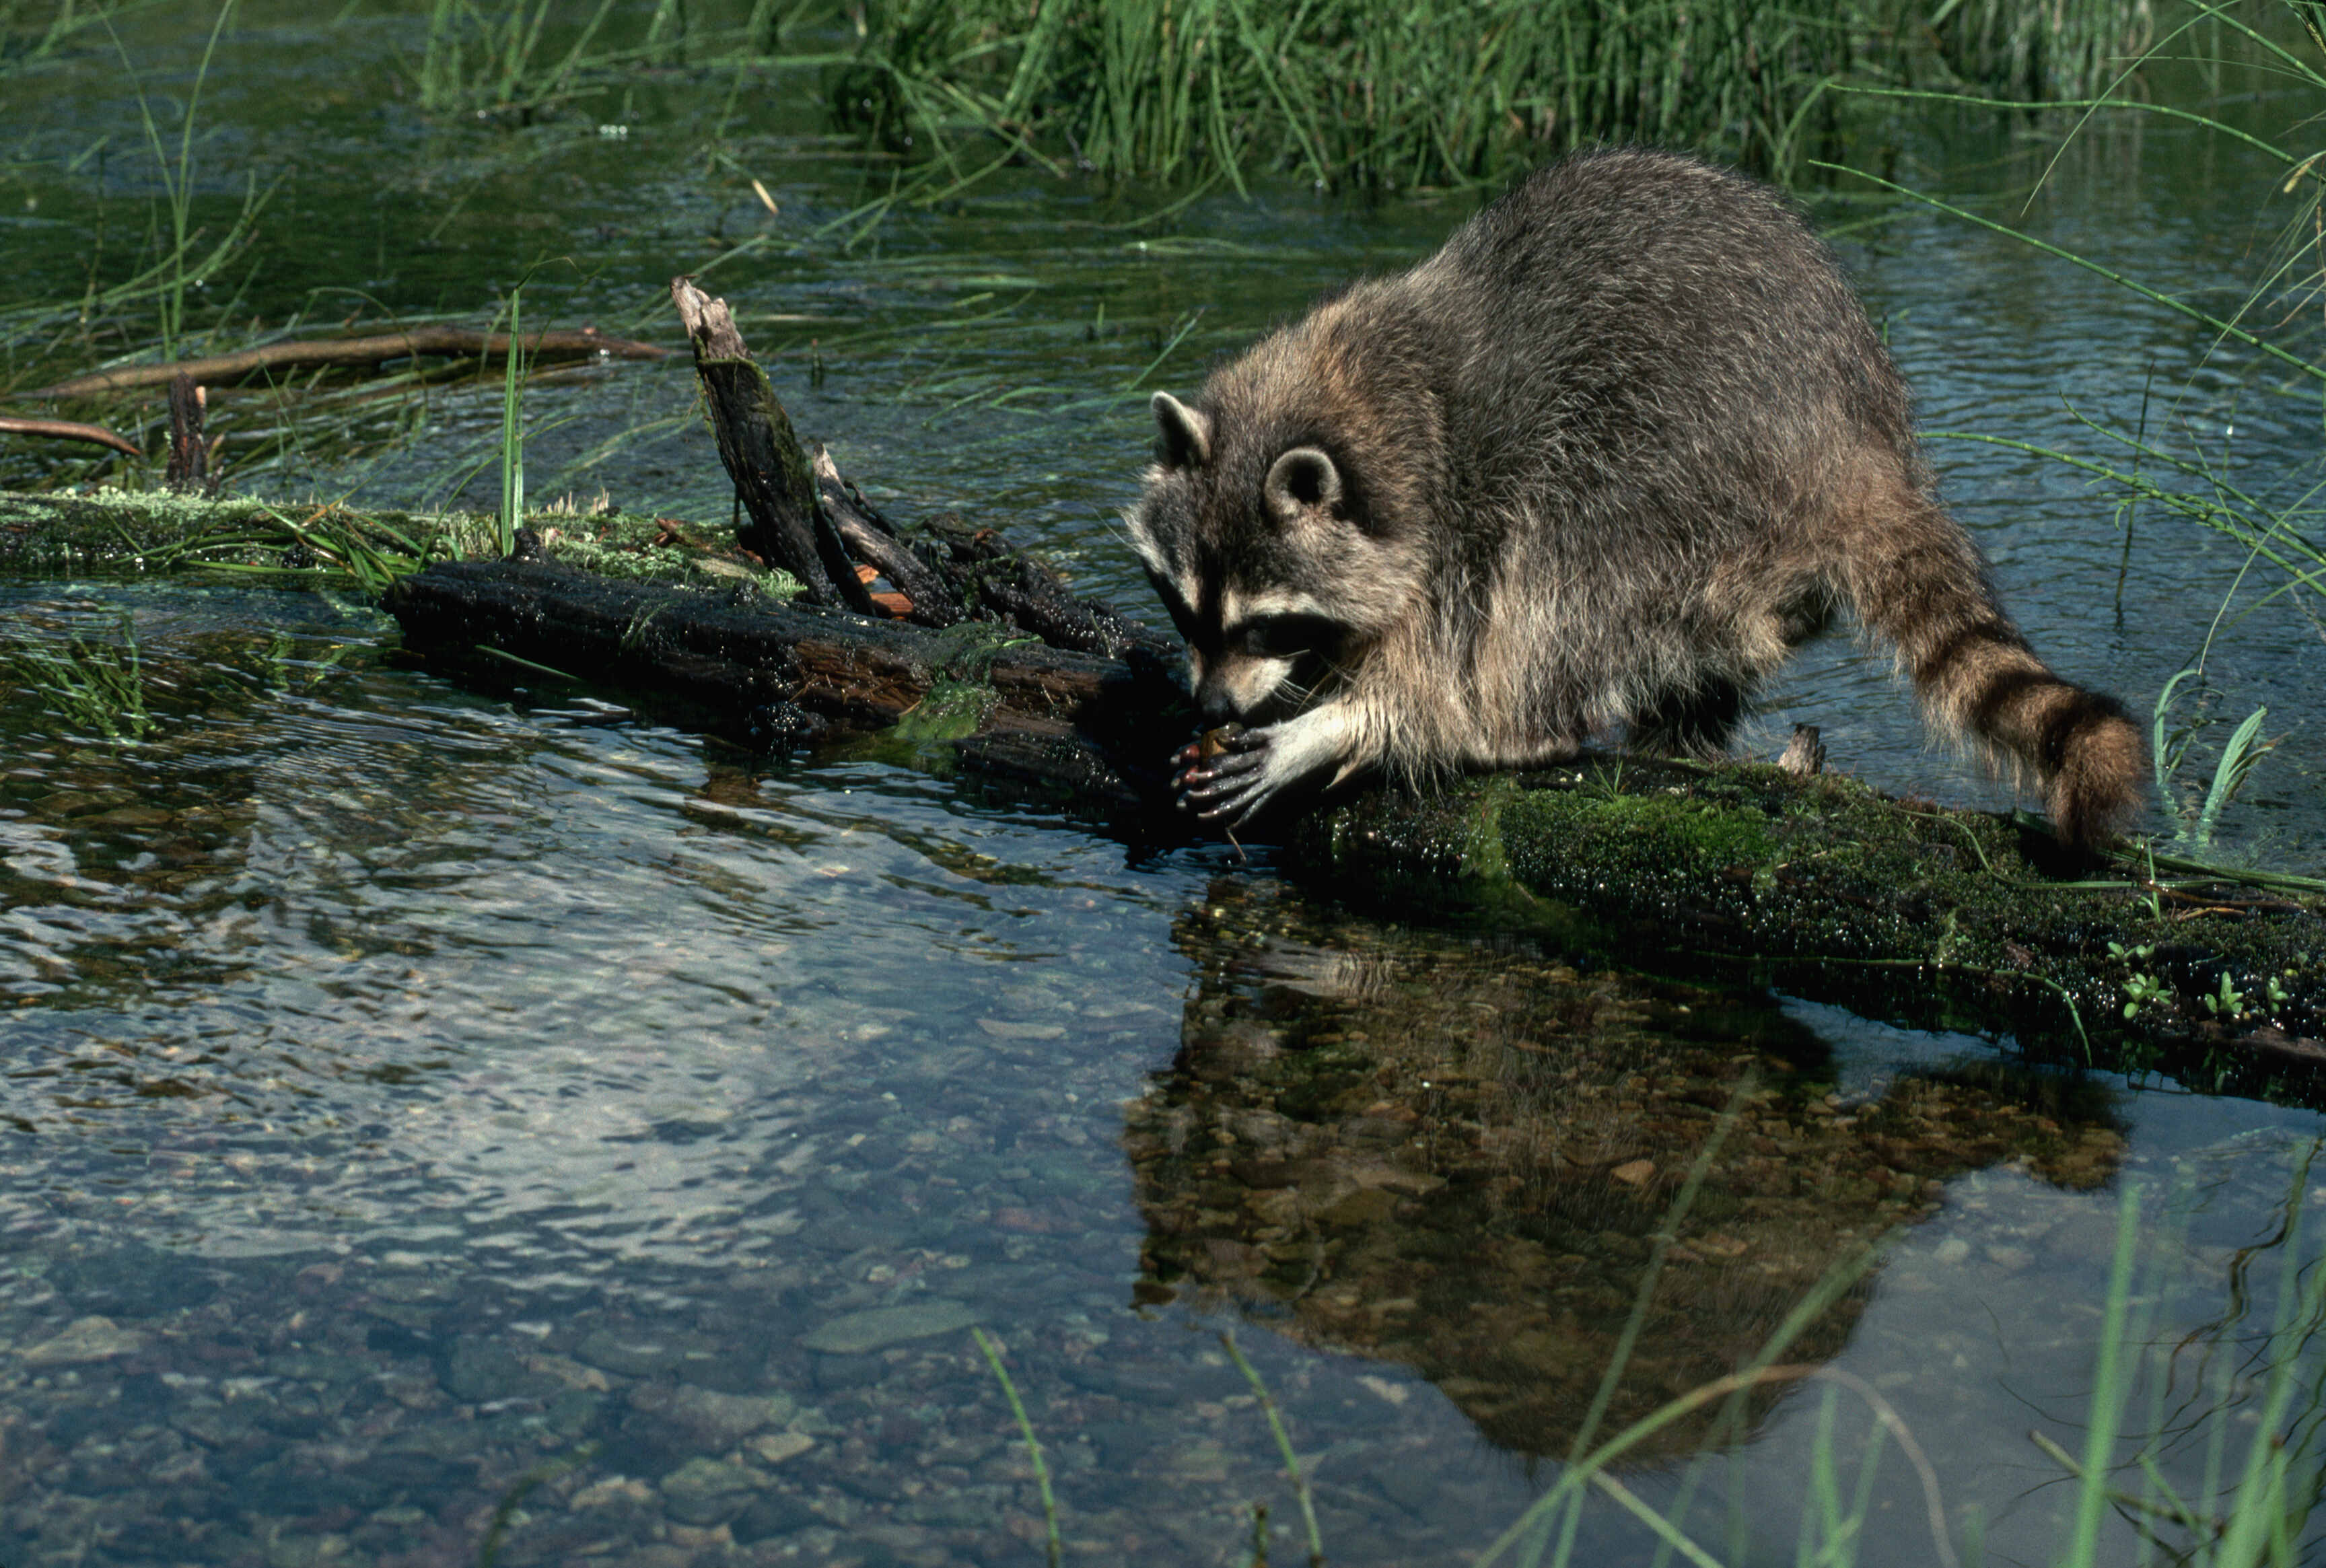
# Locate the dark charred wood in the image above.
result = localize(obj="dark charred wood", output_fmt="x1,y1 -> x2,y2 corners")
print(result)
166,374 -> 214,495
670,277 -> 874,614
811,443 -> 960,627
384,559 -> 1189,804
966,553 -> 1174,660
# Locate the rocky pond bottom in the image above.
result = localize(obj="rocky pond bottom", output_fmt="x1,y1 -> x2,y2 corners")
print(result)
3,585 -> 2324,1567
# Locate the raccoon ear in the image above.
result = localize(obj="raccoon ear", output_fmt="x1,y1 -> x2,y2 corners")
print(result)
1264,446 -> 1343,520
1151,392 -> 1211,470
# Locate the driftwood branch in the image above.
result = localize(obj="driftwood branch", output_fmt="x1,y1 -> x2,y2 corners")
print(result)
28,326 -> 670,399
670,276 -> 874,614
0,415 -> 141,457
166,374 -> 215,495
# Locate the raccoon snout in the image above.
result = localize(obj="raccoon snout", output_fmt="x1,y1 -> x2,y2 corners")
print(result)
1195,682 -> 1246,727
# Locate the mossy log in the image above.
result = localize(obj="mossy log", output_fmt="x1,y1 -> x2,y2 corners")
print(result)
1288,764 -> 2326,1098
384,556 -> 1191,808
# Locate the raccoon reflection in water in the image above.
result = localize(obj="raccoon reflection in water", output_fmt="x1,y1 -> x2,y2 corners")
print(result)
1130,148 -> 2143,849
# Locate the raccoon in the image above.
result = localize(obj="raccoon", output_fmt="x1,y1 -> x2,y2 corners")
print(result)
1127,147 -> 2144,848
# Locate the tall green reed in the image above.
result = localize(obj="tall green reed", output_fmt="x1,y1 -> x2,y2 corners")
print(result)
835,0 -> 1856,194
498,283 -> 526,556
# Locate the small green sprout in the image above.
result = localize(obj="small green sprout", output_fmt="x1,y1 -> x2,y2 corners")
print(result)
2199,972 -> 2246,1020
2121,972 -> 2167,1020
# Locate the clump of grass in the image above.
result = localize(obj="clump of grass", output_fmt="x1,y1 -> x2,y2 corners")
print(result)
2152,670 -> 2279,849
1,611 -> 153,741
1901,0 -> 2156,101
829,0 -> 2176,198
835,0 -> 1855,194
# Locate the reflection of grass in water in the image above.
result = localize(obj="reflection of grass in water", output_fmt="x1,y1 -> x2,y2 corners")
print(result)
1,612 -> 152,742
952,1141 -> 2326,1567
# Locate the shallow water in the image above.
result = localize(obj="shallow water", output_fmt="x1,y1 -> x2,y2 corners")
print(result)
5,6 -> 2326,1566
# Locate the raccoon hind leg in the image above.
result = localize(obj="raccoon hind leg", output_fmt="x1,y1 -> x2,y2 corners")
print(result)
1629,680 -> 1747,759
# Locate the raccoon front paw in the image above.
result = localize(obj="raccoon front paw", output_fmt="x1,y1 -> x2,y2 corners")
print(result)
1172,715 -> 1339,826
1173,727 -> 1273,822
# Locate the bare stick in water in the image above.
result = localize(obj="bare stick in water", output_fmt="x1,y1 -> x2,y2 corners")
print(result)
30,326 -> 668,399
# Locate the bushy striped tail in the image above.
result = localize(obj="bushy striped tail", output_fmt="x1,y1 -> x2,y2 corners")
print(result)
1843,497 -> 2145,850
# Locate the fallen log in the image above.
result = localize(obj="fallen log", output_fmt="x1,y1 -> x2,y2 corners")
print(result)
28,326 -> 670,400
384,557 -> 1191,808
1285,764 -> 2326,1100
5,477 -> 2323,1098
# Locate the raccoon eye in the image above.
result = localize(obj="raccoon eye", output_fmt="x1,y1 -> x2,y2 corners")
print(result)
1238,614 -> 1342,660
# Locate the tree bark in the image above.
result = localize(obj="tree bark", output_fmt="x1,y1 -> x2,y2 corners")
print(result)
670,277 -> 874,613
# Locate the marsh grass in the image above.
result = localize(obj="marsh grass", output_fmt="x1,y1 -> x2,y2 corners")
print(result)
834,0 -> 1855,198
409,0 -> 851,116
0,0 -> 147,77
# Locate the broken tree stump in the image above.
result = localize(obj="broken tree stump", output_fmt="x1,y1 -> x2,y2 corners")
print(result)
671,277 -> 872,613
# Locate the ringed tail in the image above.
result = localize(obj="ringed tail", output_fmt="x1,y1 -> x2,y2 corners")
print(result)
1843,498 -> 2146,850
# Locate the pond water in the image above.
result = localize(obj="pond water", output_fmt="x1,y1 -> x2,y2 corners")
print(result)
5,6 -> 2326,1567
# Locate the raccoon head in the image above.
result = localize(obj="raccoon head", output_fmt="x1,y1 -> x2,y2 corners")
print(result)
1126,390 -> 1420,727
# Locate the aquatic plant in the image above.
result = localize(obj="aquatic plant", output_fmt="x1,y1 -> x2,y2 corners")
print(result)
973,1328 -> 1062,1568
2151,670 -> 2279,848
498,283 -> 527,557
0,0 -> 137,77
418,0 -> 623,114
0,610 -> 153,741
1907,0 -> 2158,100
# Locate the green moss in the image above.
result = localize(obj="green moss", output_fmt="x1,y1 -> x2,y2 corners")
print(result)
0,488 -> 798,596
890,679 -> 998,744
1290,757 -> 2326,1102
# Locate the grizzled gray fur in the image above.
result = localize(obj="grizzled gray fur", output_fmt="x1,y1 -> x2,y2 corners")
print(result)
1129,147 -> 2143,847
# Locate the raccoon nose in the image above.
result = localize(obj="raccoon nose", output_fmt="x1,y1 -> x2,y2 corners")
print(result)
1196,683 -> 1242,727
